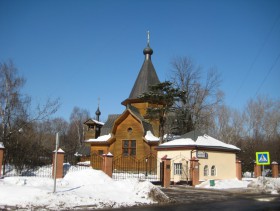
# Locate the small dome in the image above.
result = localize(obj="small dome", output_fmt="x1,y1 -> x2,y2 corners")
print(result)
95,107 -> 101,116
143,46 -> 153,55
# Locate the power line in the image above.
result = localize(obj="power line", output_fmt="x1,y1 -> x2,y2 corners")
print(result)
231,12 -> 280,104
254,52 -> 280,98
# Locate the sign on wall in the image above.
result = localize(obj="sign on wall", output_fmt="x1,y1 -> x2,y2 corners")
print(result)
256,152 -> 270,165
196,151 -> 208,159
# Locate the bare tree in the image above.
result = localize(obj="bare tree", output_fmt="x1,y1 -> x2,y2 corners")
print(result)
0,60 -> 26,142
169,56 -> 223,134
0,60 -> 60,173
68,107 -> 90,148
243,96 -> 280,139
216,96 -> 280,172
213,105 -> 245,144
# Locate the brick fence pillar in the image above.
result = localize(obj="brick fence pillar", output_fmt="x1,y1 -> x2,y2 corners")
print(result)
52,148 -> 65,179
102,152 -> 113,178
190,157 -> 200,186
271,161 -> 279,178
254,162 -> 261,178
0,142 -> 4,178
161,157 -> 171,188
236,159 -> 242,180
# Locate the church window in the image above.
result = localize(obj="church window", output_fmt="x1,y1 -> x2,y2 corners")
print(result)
88,124 -> 94,130
127,127 -> 133,134
122,140 -> 136,156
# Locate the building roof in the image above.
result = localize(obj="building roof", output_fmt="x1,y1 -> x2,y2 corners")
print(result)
84,118 -> 104,126
85,133 -> 112,143
126,43 -> 160,101
87,105 -> 158,143
157,131 -> 240,152
100,114 -> 121,136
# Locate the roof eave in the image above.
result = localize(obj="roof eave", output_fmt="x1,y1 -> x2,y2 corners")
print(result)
156,145 -> 240,153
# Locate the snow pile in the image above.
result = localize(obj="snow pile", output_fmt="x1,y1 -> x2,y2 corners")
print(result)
248,177 -> 280,194
196,178 -> 250,189
196,177 -> 280,195
0,169 -> 169,210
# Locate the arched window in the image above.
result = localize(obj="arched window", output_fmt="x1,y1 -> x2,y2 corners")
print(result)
211,165 -> 216,176
204,165 -> 209,176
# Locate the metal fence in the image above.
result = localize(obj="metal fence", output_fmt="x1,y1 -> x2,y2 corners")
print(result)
112,154 -> 162,183
3,164 -> 53,178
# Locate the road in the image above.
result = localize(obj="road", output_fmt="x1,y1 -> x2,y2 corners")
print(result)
98,185 -> 280,211
2,185 -> 279,210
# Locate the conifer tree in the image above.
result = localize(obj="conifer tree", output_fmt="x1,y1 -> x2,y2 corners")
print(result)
139,81 -> 184,142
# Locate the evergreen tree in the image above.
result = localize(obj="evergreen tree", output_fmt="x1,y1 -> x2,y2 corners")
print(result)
139,81 -> 184,142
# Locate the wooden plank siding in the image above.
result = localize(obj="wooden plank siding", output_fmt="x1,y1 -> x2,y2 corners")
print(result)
89,112 -> 159,171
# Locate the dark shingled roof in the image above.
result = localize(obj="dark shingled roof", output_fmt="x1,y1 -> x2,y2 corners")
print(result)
128,45 -> 160,99
100,114 -> 121,136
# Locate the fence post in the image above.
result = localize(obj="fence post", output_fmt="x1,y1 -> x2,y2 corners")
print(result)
190,157 -> 200,186
52,148 -> 65,179
161,156 -> 171,188
271,161 -> 279,178
236,159 -> 242,180
102,152 -> 113,178
0,142 -> 4,178
254,162 -> 261,178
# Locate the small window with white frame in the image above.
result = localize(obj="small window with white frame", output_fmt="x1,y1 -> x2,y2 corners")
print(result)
211,165 -> 216,176
204,165 -> 209,176
174,163 -> 182,175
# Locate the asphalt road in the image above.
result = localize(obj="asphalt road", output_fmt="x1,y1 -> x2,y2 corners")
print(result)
98,185 -> 280,211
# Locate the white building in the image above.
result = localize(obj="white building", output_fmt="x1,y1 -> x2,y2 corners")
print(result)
156,131 -> 240,184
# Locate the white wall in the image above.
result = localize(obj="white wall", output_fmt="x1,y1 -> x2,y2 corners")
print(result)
157,149 -> 237,182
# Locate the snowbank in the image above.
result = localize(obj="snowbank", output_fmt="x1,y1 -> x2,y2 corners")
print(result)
0,169 -> 169,210
196,178 -> 250,189
196,177 -> 280,195
248,177 -> 280,194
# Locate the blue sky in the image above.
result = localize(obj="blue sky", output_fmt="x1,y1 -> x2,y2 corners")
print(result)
1,0 -> 280,122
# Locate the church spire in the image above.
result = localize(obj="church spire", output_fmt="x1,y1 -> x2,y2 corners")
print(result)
147,30 -> 150,47
95,97 -> 101,121
143,30 -> 153,60
122,31 -> 160,105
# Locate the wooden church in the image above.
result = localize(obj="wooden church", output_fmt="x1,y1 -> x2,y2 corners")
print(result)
80,35 -> 162,170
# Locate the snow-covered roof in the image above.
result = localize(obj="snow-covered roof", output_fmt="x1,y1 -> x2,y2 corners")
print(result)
145,131 -> 160,142
84,118 -> 105,126
85,133 -> 111,142
158,133 -> 240,151
53,148 -> 65,153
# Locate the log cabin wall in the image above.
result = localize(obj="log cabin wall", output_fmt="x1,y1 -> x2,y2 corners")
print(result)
130,102 -> 161,137
113,113 -> 145,158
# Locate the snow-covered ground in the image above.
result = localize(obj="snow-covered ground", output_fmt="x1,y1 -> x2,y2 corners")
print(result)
0,169 -> 169,210
1,167 -> 280,210
196,177 -> 280,195
196,178 -> 251,189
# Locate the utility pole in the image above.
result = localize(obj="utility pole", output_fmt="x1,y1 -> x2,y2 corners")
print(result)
53,132 -> 59,193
